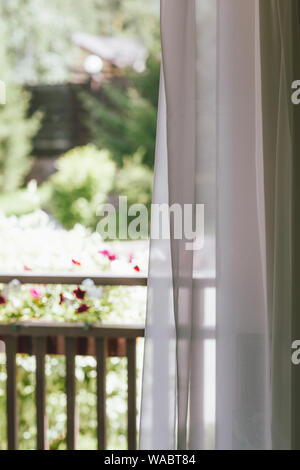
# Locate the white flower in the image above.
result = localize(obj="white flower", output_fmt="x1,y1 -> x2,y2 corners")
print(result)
82,279 -> 103,299
3,279 -> 21,297
11,297 -> 22,309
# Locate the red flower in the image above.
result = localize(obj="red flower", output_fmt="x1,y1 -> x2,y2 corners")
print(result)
73,287 -> 86,300
99,250 -> 117,261
0,295 -> 6,305
30,288 -> 41,299
134,265 -> 140,272
72,259 -> 81,266
24,265 -> 31,271
59,293 -> 65,305
77,304 -> 89,314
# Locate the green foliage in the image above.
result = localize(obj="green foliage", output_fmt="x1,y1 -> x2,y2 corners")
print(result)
0,87 -> 40,192
116,150 -> 153,208
0,185 -> 48,216
0,0 -> 98,84
0,353 -> 137,450
46,145 -> 116,229
0,0 -> 159,193
115,150 -> 153,239
0,0 -> 159,84
130,53 -> 160,107
92,0 -> 160,47
0,36 -> 40,193
80,53 -> 160,168
0,210 -> 147,449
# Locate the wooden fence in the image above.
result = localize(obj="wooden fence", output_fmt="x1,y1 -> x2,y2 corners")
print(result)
0,273 -> 147,451
0,273 -> 216,450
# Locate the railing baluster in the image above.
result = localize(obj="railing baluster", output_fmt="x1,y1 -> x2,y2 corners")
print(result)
0,321 -> 146,451
6,336 -> 18,450
96,337 -> 107,450
126,338 -> 136,450
34,337 -> 48,450
65,337 -> 77,450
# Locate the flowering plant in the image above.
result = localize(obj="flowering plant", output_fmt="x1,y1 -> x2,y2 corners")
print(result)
0,210 -> 148,450
0,210 -> 148,325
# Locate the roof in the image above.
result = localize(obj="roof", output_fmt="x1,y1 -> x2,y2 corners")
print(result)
72,33 -> 148,72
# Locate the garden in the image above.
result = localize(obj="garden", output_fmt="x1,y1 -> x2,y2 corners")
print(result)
0,210 -> 148,449
0,0 -> 159,449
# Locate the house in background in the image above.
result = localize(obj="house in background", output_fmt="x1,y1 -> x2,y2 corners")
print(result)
71,33 -> 148,83
27,34 -> 148,183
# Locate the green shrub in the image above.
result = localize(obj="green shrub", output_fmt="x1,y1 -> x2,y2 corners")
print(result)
0,86 -> 41,193
79,53 -> 160,168
115,150 -> 153,238
46,145 -> 116,229
0,36 -> 40,193
116,150 -> 153,208
0,23 -> 41,193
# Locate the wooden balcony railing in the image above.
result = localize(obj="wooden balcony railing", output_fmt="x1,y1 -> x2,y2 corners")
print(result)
0,273 -> 147,451
0,273 -> 215,451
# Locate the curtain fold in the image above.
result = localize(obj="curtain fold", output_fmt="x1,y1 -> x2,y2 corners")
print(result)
259,0 -> 300,450
139,0 -> 197,449
160,0 -> 197,450
140,0 -> 298,450
139,68 -> 177,450
215,0 -> 275,450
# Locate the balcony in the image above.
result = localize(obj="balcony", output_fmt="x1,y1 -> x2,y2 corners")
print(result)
0,273 -> 146,450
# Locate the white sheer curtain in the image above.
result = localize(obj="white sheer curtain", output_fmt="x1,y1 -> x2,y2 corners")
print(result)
140,0 -> 296,450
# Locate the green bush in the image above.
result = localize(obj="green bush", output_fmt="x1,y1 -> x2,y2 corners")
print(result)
0,0 -> 159,84
0,35 -> 40,192
0,86 -> 41,193
116,150 -> 153,208
46,145 -> 116,229
115,150 -> 153,238
79,53 -> 160,168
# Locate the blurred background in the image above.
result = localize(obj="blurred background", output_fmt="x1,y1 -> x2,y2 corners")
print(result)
0,0 -> 160,450
0,0 -> 159,233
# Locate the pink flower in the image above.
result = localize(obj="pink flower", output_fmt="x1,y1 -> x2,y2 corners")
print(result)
128,253 -> 134,264
134,265 -> 140,272
0,295 -> 6,305
73,287 -> 86,300
72,259 -> 81,266
30,288 -> 41,299
77,304 -> 89,314
99,249 -> 109,257
99,250 -> 117,261
24,265 -> 31,271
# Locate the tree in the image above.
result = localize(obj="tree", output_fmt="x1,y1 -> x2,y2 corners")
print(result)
80,53 -> 160,168
0,0 -> 160,190
0,32 -> 40,192
0,0 -> 160,84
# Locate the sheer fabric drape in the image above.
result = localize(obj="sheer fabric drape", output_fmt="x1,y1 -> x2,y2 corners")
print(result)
140,0 -> 297,450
